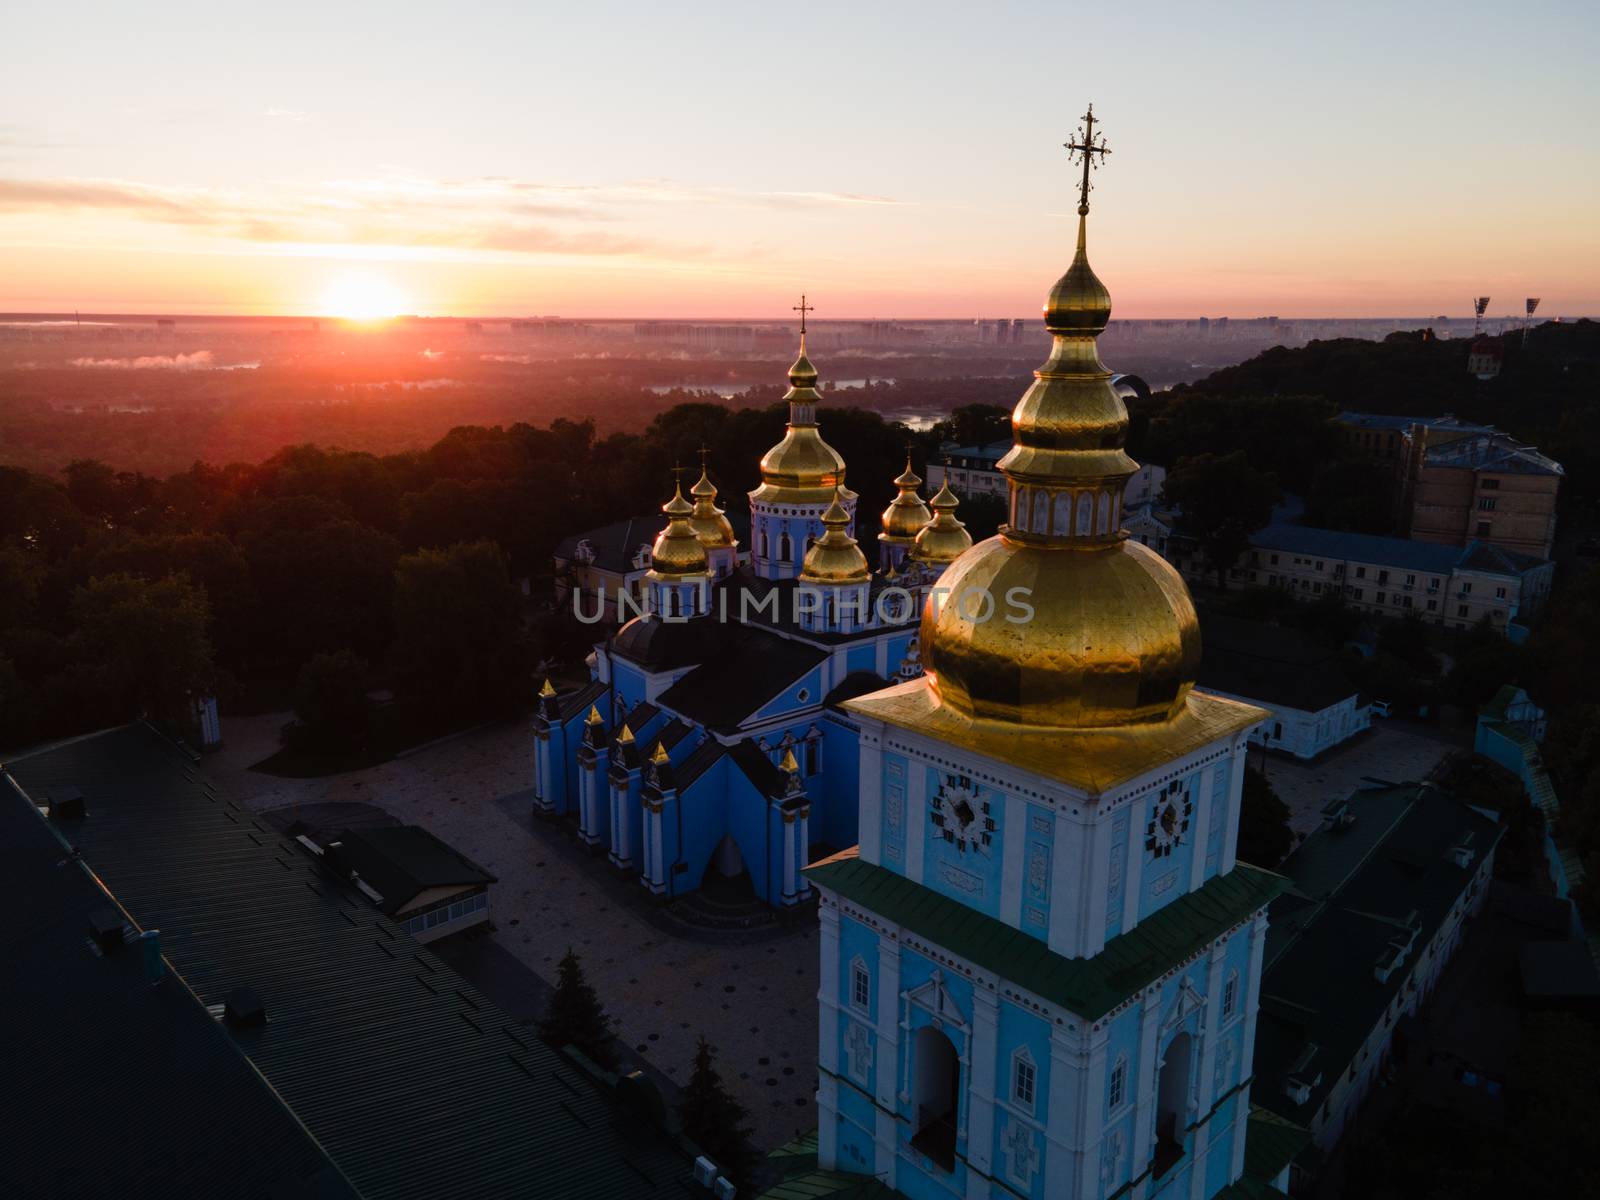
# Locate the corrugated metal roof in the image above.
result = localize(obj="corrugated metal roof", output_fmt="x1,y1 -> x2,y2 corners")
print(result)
805,849 -> 1284,1021
1250,523 -> 1463,575
3,724 -> 695,1200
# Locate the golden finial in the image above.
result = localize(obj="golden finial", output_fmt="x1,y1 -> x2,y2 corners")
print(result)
585,704 -> 603,725
617,723 -> 635,744
1063,103 -> 1111,218
539,678 -> 557,698
651,740 -> 670,765
779,748 -> 799,774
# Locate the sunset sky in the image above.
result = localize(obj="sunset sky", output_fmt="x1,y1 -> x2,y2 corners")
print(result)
4,0 -> 1597,319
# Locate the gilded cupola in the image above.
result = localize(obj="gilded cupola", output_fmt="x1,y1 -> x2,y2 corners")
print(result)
800,489 -> 871,584
688,452 -> 736,549
916,106 -> 1201,729
648,476 -> 710,578
752,298 -> 849,506
911,477 -> 973,564
879,456 -> 933,544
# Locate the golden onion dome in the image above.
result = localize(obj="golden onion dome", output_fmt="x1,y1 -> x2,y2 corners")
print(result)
919,121 -> 1202,730
911,479 -> 973,564
688,462 -> 736,549
751,332 -> 848,506
880,456 -> 932,543
649,480 -> 709,577
799,490 -> 870,584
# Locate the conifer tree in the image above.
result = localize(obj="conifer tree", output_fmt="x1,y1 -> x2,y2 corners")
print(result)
678,1036 -> 758,1185
539,947 -> 616,1068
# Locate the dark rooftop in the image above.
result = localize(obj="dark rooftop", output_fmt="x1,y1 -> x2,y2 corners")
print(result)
0,769 -> 361,1200
2,724 -> 695,1200
1198,614 -> 1360,715
332,825 -> 496,917
657,625 -> 828,733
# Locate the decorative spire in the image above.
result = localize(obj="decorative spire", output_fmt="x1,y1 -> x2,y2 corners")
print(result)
880,451 -> 932,543
539,678 -> 557,698
998,105 -> 1135,546
585,704 -> 603,726
651,740 -> 670,766
752,294 -> 848,505
786,294 -> 820,406
688,445 -> 736,549
617,723 -> 635,745
800,486 -> 871,584
779,748 -> 800,774
912,467 -> 973,564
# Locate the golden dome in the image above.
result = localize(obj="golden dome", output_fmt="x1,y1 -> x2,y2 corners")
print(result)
751,333 -> 848,506
688,462 -> 736,549
918,126 -> 1203,731
649,480 -> 709,577
800,490 -> 870,584
880,456 -> 932,543
911,479 -> 972,564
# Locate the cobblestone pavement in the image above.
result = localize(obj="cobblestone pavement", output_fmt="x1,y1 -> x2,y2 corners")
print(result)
1262,720 -> 1466,841
215,713 -> 820,1151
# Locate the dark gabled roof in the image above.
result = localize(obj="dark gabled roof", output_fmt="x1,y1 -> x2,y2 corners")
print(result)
1198,614 -> 1359,715
622,699 -> 660,731
755,1131 -> 892,1199
557,679 -> 608,722
1456,540 -> 1548,576
654,718 -> 693,753
611,614 -> 732,671
556,508 -> 752,573
3,724 -> 695,1200
728,738 -> 786,798
333,825 -> 495,916
1424,434 -> 1562,477
806,848 -> 1284,1021
657,627 -> 828,733
675,738 -> 727,790
0,774 -> 361,1200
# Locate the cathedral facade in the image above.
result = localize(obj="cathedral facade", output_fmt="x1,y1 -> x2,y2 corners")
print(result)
807,117 -> 1281,1200
532,332 -> 972,910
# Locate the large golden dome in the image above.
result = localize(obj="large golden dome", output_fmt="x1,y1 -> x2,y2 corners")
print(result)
918,190 -> 1199,729
649,481 -> 709,577
880,457 -> 932,543
751,336 -> 848,506
800,490 -> 871,584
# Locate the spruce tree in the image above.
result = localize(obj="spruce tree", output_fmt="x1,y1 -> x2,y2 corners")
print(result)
678,1036 -> 758,1185
539,947 -> 616,1068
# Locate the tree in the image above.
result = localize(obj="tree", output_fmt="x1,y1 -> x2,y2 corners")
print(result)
1161,451 -> 1280,587
391,540 -> 527,718
291,651 -> 370,751
70,572 -> 213,720
1237,766 -> 1294,867
539,947 -> 616,1068
677,1036 -> 758,1186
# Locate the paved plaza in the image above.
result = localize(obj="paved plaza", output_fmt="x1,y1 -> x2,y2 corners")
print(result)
215,713 -> 820,1151
1261,720 -> 1465,840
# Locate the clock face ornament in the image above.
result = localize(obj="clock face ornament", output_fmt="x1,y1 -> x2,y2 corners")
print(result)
1145,778 -> 1192,859
930,773 -> 995,854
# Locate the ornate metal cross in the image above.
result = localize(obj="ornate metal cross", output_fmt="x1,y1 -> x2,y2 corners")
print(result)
1064,104 -> 1111,215
792,294 -> 814,335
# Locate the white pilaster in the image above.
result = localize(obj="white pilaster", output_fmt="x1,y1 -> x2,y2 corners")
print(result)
782,812 -> 797,900
1000,792 -> 1027,927
1048,809 -> 1084,958
1129,987 -> 1164,1188
859,735 -> 885,863
1122,798 -> 1146,933
819,903 -> 842,1075
966,988 -> 1000,1182
1188,763 -> 1215,891
906,762 -> 927,886
1221,744 -> 1247,874
797,807 -> 812,895
1081,815 -> 1115,957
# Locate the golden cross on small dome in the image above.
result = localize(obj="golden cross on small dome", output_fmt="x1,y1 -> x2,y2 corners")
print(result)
792,294 -> 814,336
1063,103 -> 1111,216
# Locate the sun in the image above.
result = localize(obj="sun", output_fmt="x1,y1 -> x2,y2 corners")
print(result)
321,273 -> 408,322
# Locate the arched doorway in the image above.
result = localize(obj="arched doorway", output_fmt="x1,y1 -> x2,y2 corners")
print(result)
910,1025 -> 960,1171
1154,1031 -> 1193,1177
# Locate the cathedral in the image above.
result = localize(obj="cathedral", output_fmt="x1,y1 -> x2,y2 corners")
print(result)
532,315 -> 973,909
804,112 -> 1283,1199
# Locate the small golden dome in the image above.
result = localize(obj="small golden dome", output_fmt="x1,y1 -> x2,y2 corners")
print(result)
751,333 -> 849,506
880,456 -> 932,543
800,490 -> 870,584
912,480 -> 972,564
650,481 -> 709,577
688,463 -> 736,549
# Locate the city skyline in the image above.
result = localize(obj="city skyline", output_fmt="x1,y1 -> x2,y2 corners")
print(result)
4,0 -> 1597,319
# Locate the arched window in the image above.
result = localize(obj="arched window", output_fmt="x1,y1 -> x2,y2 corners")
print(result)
1010,1047 -> 1038,1114
668,590 -> 680,618
1154,1032 -> 1193,1177
779,532 -> 792,562
1222,970 -> 1240,1020
1031,490 -> 1048,533
849,956 -> 871,1012
1097,491 -> 1111,534
1077,493 -> 1093,535
1053,492 -> 1072,536
759,530 -> 769,558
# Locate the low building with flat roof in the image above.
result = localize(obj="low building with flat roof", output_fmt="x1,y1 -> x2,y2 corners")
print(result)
326,824 -> 495,942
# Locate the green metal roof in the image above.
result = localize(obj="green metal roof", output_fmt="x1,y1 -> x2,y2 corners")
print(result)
1242,1107 -> 1310,1184
806,850 -> 1284,1021
755,1132 -> 892,1200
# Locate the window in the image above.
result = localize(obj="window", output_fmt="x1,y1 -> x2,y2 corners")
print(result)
1349,587 -> 1364,601
1355,566 -> 1367,579
1377,570 -> 1389,585
1269,554 -> 1279,565
805,739 -> 819,775
1495,586 -> 1507,600
1404,574 -> 1415,587
850,959 -> 870,1011
1477,497 -> 1497,511
1376,591 -> 1386,605
1223,972 -> 1239,1018
1458,604 -> 1470,618
1109,1058 -> 1127,1110
1427,599 -> 1437,612
1315,560 -> 1324,571
1461,582 -> 1473,594
1013,1051 -> 1037,1110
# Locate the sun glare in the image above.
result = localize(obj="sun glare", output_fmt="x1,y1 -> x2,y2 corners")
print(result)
321,273 -> 408,322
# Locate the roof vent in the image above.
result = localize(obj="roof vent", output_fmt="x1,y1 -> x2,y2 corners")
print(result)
693,1158 -> 721,1188
1319,799 -> 1355,831
713,1179 -> 737,1199
87,905 -> 125,952
49,788 -> 87,822
1283,1042 -> 1321,1105
1451,832 -> 1476,869
223,985 -> 267,1028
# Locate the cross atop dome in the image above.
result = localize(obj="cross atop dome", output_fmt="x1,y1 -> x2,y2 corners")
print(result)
1063,102 -> 1111,216
792,293 -> 814,337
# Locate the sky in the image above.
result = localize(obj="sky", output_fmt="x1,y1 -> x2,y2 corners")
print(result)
2,0 -> 1597,319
